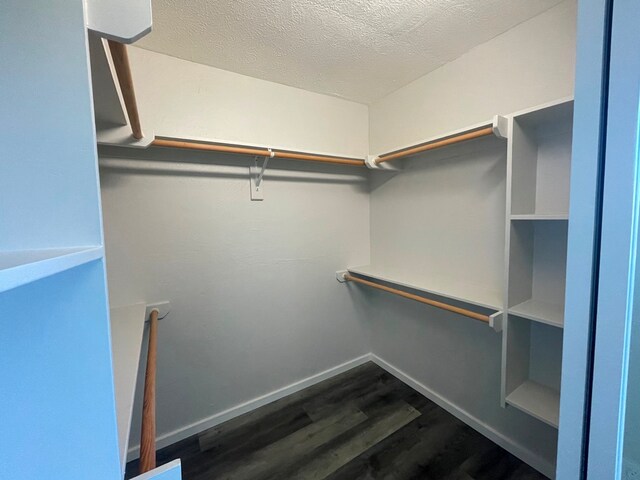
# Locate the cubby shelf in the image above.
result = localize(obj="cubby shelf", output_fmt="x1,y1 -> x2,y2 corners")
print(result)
0,246 -> 105,293
110,303 -> 147,473
348,265 -> 502,310
502,98 -> 572,429
506,380 -> 560,428
511,214 -> 568,221
509,299 -> 564,328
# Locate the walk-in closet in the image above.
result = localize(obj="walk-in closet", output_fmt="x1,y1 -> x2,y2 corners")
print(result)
9,0 -> 630,479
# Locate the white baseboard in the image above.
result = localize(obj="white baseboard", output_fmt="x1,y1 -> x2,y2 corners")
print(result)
127,353 -> 372,461
370,354 -> 555,479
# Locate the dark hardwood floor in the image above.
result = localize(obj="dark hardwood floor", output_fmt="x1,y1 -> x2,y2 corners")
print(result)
126,362 -> 549,480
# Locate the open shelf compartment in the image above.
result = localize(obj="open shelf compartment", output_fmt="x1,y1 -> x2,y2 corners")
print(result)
504,314 -> 563,428
506,380 -> 560,428
510,100 -> 573,218
507,220 -> 568,328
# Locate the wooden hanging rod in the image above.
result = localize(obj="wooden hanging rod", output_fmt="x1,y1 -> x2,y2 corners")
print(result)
344,273 -> 490,323
139,308 -> 158,474
375,126 -> 495,164
108,41 -> 143,140
151,138 -> 367,167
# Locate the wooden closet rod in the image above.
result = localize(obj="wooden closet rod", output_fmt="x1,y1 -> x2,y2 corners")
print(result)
375,126 -> 495,164
108,41 -> 143,140
344,273 -> 490,323
152,138 -> 366,167
139,309 -> 159,474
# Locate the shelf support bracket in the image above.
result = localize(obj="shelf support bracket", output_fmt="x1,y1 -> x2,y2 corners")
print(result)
365,154 -> 403,171
250,150 -> 274,201
489,311 -> 503,332
336,270 -> 348,283
492,115 -> 509,139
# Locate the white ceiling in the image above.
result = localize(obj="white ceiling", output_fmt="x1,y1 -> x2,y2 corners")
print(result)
135,0 -> 565,104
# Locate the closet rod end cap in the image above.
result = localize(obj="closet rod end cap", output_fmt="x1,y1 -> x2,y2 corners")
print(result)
336,270 -> 349,283
365,155 -> 402,171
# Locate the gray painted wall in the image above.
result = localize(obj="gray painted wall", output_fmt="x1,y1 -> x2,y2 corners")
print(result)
101,152 -> 372,453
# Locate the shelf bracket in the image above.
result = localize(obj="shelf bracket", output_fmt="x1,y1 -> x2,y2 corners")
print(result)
489,311 -> 503,332
365,154 -> 403,171
250,150 -> 274,201
492,115 -> 509,139
336,270 -> 348,283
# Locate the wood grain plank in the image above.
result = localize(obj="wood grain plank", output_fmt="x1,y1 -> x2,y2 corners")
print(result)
289,401 -> 420,479
326,408 -> 468,480
195,404 -> 368,480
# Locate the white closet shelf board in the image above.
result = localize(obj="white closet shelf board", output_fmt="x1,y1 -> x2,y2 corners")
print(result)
511,97 -> 574,126
347,265 -> 502,310
511,214 -> 569,221
85,0 -> 152,43
506,380 -> 560,428
0,246 -> 104,293
110,302 -> 147,474
370,116 -> 507,160
509,299 -> 564,328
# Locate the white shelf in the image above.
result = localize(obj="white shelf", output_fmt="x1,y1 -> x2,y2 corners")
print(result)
509,299 -> 564,328
0,246 -> 104,293
110,303 -> 147,475
506,380 -> 559,428
511,214 -> 568,221
348,265 -> 502,310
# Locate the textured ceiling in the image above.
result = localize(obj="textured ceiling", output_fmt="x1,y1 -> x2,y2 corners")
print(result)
135,0 -> 565,104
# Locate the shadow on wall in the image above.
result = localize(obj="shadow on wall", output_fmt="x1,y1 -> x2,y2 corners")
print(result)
98,145 -> 371,192
369,135 -> 506,193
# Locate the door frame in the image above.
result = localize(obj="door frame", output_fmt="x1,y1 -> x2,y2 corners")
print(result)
585,0 -> 640,477
556,0 -> 613,478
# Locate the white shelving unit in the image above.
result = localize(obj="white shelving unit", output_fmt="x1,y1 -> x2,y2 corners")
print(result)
502,98 -> 573,428
1,0 -> 180,478
110,303 -> 148,474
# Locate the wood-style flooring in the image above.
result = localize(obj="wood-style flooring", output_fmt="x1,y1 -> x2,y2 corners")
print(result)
126,362 -> 549,480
